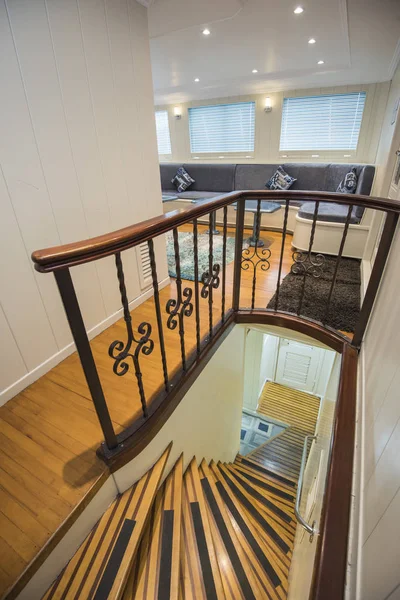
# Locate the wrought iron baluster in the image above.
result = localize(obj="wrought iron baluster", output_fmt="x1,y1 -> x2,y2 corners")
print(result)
201,212 -> 221,340
148,239 -> 169,393
293,200 -> 324,316
54,268 -> 118,449
323,205 -> 353,325
233,198 -> 246,310
241,199 -> 271,310
108,252 -> 154,418
221,206 -> 228,323
166,228 -> 193,371
274,199 -> 290,311
193,219 -> 201,355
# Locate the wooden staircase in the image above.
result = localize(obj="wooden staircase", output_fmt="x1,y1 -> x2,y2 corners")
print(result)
42,448 -> 296,600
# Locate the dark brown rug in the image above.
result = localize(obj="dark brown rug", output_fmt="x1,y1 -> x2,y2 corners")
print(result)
267,255 -> 361,332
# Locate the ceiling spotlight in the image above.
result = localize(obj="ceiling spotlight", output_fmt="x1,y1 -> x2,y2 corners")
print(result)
317,60 -> 325,65
194,78 -> 200,82
252,69 -> 258,73
294,6 -> 304,14
308,38 -> 316,44
202,28 -> 210,36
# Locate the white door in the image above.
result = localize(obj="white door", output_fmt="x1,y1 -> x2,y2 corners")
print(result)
275,339 -> 323,393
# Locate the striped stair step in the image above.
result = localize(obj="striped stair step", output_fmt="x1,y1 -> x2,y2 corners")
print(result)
42,446 -> 171,600
235,456 -> 297,488
123,454 -> 183,600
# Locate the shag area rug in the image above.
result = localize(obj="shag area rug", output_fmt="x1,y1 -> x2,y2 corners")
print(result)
267,255 -> 361,332
167,231 -> 236,281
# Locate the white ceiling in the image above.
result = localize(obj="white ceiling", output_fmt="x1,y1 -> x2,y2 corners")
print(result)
148,0 -> 400,105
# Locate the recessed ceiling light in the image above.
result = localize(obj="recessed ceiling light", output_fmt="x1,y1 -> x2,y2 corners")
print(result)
308,38 -> 316,44
252,69 -> 258,73
294,6 -> 304,14
202,28 -> 210,36
317,60 -> 325,65
194,78 -> 200,82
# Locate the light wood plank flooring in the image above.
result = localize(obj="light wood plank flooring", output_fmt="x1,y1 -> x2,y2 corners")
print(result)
0,226 -> 294,597
249,382 -> 321,480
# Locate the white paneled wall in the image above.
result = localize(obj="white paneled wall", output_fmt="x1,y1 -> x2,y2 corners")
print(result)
357,224 -> 400,600
0,0 -> 168,405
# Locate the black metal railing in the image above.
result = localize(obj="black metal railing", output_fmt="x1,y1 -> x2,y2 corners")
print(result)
31,190 -> 400,455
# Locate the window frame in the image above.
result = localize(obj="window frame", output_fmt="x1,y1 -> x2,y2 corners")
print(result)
155,109 -> 172,158
188,101 -> 256,159
278,91 -> 367,160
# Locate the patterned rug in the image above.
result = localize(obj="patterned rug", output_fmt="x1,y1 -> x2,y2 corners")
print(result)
166,231 -> 236,281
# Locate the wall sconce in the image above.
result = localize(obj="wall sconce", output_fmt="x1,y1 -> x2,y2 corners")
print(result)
174,106 -> 182,119
264,97 -> 272,113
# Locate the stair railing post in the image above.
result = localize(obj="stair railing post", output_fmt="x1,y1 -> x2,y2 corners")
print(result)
54,268 -> 118,449
232,197 -> 245,312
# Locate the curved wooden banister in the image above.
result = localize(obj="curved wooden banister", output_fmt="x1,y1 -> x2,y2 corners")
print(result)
31,190 -> 400,273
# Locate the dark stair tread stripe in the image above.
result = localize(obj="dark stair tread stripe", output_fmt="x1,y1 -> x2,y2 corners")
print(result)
237,458 -> 297,487
226,467 -> 294,524
217,467 -> 291,554
200,477 -> 257,600
215,481 -> 281,588
234,468 -> 295,502
190,502 -> 218,600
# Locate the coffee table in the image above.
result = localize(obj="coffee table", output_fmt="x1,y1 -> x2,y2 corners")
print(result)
236,200 -> 281,247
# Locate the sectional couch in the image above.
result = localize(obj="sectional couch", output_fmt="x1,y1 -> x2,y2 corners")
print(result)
160,162 -> 375,258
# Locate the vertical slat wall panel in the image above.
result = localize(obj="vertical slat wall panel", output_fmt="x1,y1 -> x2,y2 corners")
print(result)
0,0 -> 168,404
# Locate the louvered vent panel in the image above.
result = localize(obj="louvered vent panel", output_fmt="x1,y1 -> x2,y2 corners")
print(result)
137,242 -> 152,290
282,352 -> 311,385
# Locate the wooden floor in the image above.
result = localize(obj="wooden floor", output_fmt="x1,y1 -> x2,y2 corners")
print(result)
249,382 -> 321,480
0,225 -> 295,598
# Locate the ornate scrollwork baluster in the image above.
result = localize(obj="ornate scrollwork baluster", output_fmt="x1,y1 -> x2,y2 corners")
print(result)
201,212 -> 220,339
274,199 -> 290,311
108,252 -> 154,418
241,200 -> 271,309
166,228 -> 193,371
291,200 -> 325,315
221,206 -> 228,323
193,219 -> 201,355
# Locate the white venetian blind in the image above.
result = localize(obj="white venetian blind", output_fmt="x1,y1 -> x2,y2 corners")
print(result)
280,92 -> 367,152
155,110 -> 172,155
189,102 -> 256,154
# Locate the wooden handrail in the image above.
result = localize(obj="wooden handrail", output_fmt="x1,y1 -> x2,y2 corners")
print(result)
31,190 -> 400,272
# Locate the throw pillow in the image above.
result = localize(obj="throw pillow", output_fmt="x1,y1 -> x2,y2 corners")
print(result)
337,168 -> 358,194
171,167 -> 195,193
266,166 -> 297,191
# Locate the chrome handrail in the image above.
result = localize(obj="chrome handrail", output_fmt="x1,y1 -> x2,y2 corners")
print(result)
295,434 -> 318,541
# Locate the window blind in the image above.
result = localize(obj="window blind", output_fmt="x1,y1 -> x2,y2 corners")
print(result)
280,92 -> 366,152
189,102 -> 255,154
155,110 -> 172,155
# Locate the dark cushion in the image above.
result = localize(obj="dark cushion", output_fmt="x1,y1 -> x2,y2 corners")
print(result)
159,163 -> 183,191
336,167 -> 358,194
182,163 -> 235,192
234,164 -> 280,190
266,166 -> 297,190
283,163 -> 330,191
171,166 -> 195,192
326,164 -> 375,220
298,202 -> 361,224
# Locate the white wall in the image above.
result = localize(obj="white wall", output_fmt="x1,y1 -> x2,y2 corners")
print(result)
288,353 -> 341,600
0,0 -> 168,405
157,82 -> 390,165
355,222 -> 400,600
113,325 -> 246,493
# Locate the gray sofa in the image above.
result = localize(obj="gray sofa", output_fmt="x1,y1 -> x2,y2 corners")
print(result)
160,162 -> 375,224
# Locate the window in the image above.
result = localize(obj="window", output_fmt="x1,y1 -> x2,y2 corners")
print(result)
188,102 -> 255,154
155,110 -> 172,156
280,92 -> 366,152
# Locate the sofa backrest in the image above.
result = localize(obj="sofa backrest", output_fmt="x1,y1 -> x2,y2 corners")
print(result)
159,162 -> 375,202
